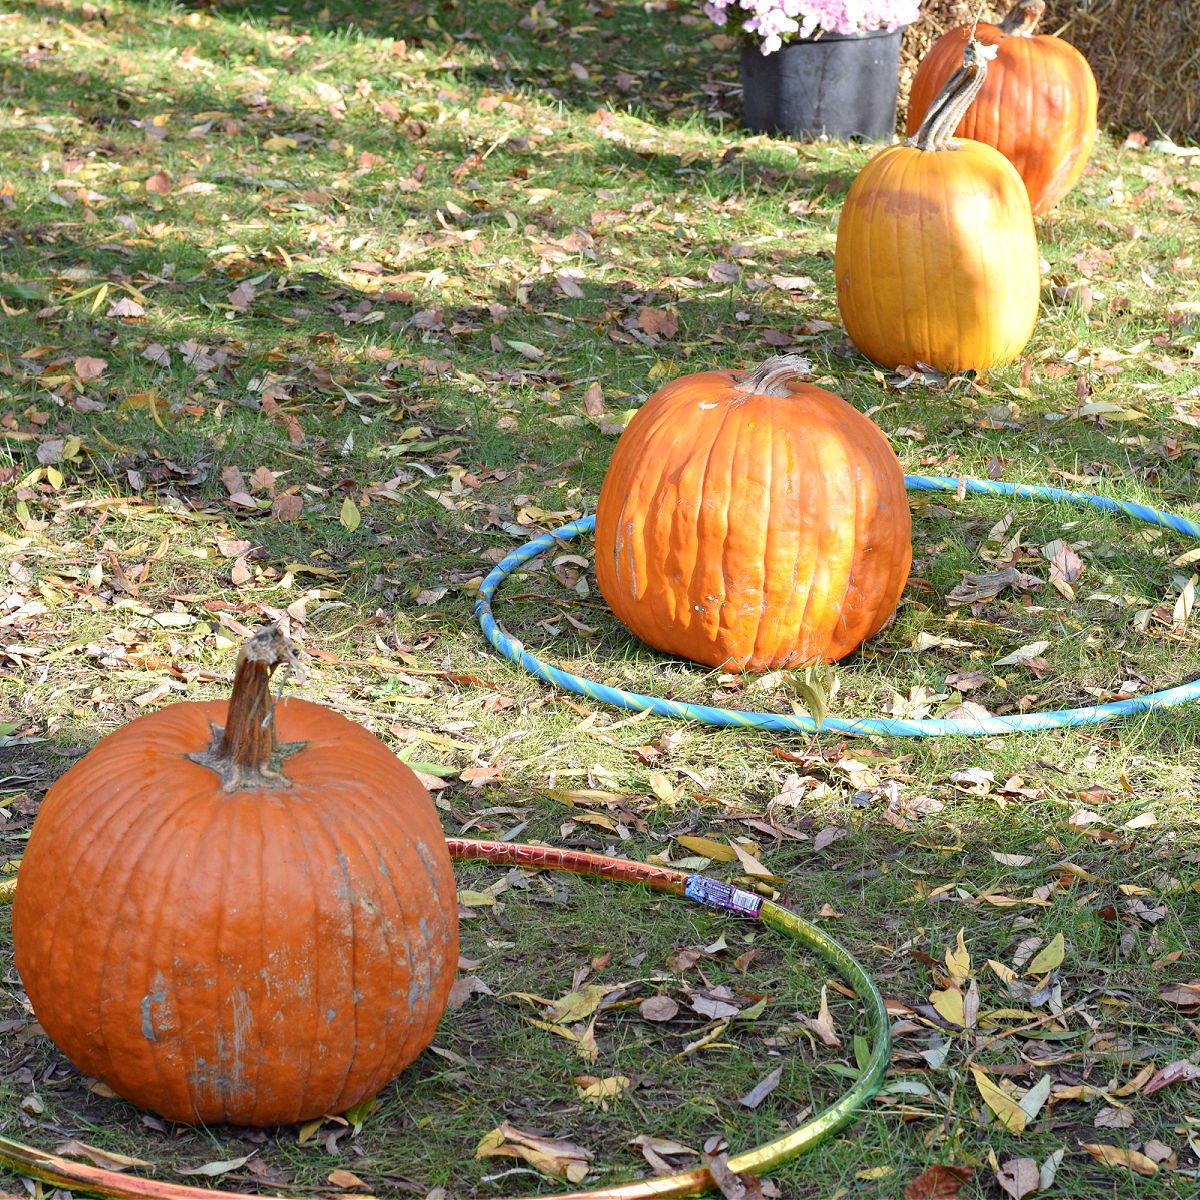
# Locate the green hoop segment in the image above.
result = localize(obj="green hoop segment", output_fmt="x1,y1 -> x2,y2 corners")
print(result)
0,839 -> 891,1200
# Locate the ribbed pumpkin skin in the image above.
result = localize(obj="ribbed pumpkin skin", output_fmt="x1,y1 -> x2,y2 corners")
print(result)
905,23 -> 1097,214
12,697 -> 458,1126
594,371 -> 912,672
834,139 -> 1040,373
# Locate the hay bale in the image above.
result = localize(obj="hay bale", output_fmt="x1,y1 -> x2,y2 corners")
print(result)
898,1 -> 1200,142
1044,1 -> 1199,142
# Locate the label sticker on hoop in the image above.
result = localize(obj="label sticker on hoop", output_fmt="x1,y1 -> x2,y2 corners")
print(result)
685,875 -> 763,919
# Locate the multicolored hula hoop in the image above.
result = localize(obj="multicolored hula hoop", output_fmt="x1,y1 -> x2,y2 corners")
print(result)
0,840 -> 891,1200
475,475 -> 1200,738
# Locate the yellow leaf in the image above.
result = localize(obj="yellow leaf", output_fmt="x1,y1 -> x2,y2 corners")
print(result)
1118,883 -> 1154,897
327,1168 -> 367,1189
457,889 -> 497,907
1081,1144 -> 1159,1176
1124,811 -> 1158,829
855,1166 -> 893,1181
340,496 -> 361,532
729,840 -> 779,879
1027,932 -> 1065,975
971,1067 -> 1028,1132
1111,1062 -> 1157,1097
1050,1084 -> 1101,1102
543,983 -> 615,1024
987,959 -> 1018,984
674,835 -> 737,862
475,1122 -> 592,1183
573,1074 -> 632,1108
945,927 -> 971,985
297,1118 -> 324,1145
262,135 -> 299,151
930,986 -> 965,1027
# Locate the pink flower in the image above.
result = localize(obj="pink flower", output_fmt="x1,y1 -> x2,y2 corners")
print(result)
701,0 -> 920,52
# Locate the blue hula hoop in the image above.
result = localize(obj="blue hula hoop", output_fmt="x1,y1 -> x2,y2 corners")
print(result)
474,476 -> 1200,738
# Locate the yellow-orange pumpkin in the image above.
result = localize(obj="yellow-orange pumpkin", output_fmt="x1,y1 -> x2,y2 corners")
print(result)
836,39 -> 1040,374
594,356 -> 912,673
13,626 -> 459,1126
905,0 -> 1097,214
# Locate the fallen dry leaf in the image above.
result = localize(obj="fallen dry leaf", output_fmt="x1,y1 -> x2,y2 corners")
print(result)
705,1152 -> 763,1200
573,1073 -> 632,1109
1143,1059 -> 1200,1095
1080,1143 -> 1158,1176
637,306 -> 678,338
53,1141 -> 155,1172
640,995 -> 679,1022
903,1163 -> 972,1200
738,1064 -> 783,1109
1158,981 -> 1200,1007
996,1157 -> 1038,1200
475,1123 -> 591,1184
73,355 -> 107,381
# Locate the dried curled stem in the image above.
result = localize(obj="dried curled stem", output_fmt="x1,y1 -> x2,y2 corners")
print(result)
908,39 -> 997,153
734,354 -> 813,398
189,623 -> 307,791
999,0 -> 1044,37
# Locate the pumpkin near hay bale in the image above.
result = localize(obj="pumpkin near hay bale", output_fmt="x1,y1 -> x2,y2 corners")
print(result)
905,1 -> 1098,214
835,39 -> 1040,374
593,355 -> 912,674
12,625 -> 459,1126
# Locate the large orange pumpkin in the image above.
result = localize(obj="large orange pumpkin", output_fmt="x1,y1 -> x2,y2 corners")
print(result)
594,356 -> 912,673
905,0 -> 1098,214
836,39 -> 1040,374
13,625 -> 459,1126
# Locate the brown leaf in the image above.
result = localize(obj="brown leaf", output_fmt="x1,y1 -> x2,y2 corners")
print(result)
903,1164 -> 972,1200
228,280 -> 256,312
1041,538 -> 1084,586
108,297 -> 145,319
705,1152 -> 763,1200
812,826 -> 846,852
637,306 -> 678,338
326,1169 -> 368,1190
737,1065 -> 783,1109
996,1158 -> 1038,1200
271,492 -> 303,521
73,355 -> 107,381
220,466 -> 247,496
631,1134 -> 699,1174
1143,1059 -> 1200,1095
801,985 -> 841,1047
581,381 -> 605,418
639,995 -> 679,1022
144,171 -> 172,194
54,1141 -> 155,1172
556,271 -> 585,299
446,975 -> 493,1010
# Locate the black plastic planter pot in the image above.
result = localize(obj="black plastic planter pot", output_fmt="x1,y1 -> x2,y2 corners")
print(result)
740,25 -> 905,141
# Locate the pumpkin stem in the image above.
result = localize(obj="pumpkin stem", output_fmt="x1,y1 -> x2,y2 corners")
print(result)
907,38 -> 998,152
998,0 -> 1044,36
734,354 -> 812,398
190,623 -> 306,791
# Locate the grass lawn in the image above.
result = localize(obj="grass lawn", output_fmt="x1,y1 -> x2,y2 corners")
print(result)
2,0 -> 1199,1196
